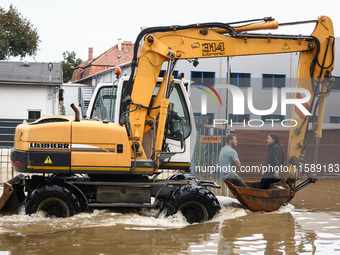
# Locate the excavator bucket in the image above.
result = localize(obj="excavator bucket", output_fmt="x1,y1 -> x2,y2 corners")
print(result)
0,174 -> 26,214
225,180 -> 295,212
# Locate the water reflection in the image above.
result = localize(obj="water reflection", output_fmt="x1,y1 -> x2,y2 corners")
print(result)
218,212 -> 298,254
213,208 -> 339,254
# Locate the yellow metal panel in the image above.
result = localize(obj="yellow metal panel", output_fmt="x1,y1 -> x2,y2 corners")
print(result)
71,121 -> 131,168
14,121 -> 72,151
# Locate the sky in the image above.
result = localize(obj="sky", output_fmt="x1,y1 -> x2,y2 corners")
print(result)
1,0 -> 339,63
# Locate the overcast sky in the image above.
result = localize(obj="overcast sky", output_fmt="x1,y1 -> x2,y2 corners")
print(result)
1,0 -> 339,63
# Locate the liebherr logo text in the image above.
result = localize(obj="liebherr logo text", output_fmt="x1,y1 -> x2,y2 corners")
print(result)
202,42 -> 225,56
30,143 -> 70,149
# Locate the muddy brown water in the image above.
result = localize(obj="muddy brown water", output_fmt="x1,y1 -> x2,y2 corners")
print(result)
0,179 -> 339,255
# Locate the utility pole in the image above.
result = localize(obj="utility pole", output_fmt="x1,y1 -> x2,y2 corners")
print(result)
226,57 -> 231,132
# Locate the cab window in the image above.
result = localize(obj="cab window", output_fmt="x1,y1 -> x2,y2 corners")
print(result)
167,85 -> 191,140
153,83 -> 191,140
90,86 -> 117,121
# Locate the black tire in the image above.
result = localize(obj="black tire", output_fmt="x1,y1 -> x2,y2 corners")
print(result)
162,185 -> 220,224
25,183 -> 84,217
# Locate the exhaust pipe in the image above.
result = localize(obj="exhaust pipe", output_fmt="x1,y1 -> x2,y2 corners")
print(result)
70,103 -> 80,121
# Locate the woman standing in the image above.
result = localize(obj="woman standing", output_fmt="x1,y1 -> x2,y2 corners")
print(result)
258,133 -> 284,189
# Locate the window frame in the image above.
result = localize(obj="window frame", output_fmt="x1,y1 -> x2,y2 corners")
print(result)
27,110 -> 41,120
261,114 -> 285,123
191,71 -> 215,87
194,112 -> 215,125
329,116 -> 340,123
228,114 -> 250,123
262,73 -> 286,89
159,70 -> 179,78
228,72 -> 251,88
332,77 -> 340,91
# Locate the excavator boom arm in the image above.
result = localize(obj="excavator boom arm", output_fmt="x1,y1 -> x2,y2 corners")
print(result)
127,16 -> 334,176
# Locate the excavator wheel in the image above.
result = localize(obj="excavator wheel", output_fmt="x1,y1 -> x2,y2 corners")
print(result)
25,183 -> 84,218
162,185 -> 220,224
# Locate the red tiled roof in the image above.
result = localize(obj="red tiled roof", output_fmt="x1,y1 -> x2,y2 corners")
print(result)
71,41 -> 138,82
95,41 -> 134,66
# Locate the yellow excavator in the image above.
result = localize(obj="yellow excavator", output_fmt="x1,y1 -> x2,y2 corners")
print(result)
0,16 -> 335,222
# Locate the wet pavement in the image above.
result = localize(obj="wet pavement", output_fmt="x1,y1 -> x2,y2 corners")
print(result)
0,179 -> 339,255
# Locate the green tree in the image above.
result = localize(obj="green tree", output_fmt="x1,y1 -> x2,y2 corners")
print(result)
0,4 -> 40,60
62,51 -> 83,83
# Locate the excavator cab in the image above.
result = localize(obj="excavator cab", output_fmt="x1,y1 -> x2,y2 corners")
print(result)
87,76 -> 196,169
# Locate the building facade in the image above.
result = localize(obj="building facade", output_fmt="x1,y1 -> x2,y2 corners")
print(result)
0,61 -> 62,146
0,61 -> 62,119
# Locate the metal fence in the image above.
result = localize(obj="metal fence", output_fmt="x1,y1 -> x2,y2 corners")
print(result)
191,124 -> 228,196
0,147 -> 12,184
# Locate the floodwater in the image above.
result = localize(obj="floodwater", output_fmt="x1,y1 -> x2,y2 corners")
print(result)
0,179 -> 339,255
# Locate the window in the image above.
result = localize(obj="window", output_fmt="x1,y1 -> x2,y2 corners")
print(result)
332,77 -> 340,91
330,116 -> 340,123
28,110 -> 41,120
191,71 -> 215,86
229,114 -> 250,123
262,74 -> 286,89
262,114 -> 285,123
167,85 -> 191,140
153,83 -> 191,140
310,115 -> 318,123
159,70 -> 179,78
229,73 -> 251,88
90,86 -> 117,122
194,113 -> 214,125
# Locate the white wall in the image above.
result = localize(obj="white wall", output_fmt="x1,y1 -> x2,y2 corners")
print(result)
0,84 -> 58,119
